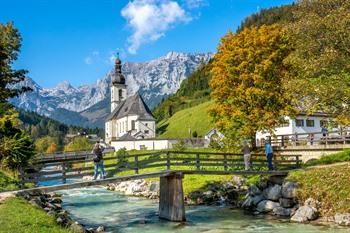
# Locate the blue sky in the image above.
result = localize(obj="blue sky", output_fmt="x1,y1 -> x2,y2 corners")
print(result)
0,0 -> 294,88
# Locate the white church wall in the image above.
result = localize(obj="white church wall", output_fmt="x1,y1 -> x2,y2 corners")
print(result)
137,120 -> 156,138
111,139 -> 176,151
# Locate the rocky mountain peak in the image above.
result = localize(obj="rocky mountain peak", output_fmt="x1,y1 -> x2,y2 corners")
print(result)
10,52 -> 213,128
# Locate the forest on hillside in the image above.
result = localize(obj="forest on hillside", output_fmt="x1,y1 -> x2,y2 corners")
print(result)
155,0 -> 350,148
153,3 -> 298,123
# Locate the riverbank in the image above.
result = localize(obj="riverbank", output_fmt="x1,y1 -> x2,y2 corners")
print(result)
0,197 -> 72,233
104,162 -> 350,228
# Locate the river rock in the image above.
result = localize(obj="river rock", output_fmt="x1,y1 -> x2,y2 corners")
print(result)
251,194 -> 264,206
56,217 -> 65,225
291,206 -> 318,223
334,213 -> 350,226
272,207 -> 292,217
29,197 -> 45,208
70,222 -> 85,233
304,198 -> 320,209
242,196 -> 254,208
231,176 -> 246,188
149,181 -> 159,192
269,175 -> 285,185
256,200 -> 280,213
96,225 -> 105,232
281,182 -> 298,199
248,185 -> 261,196
279,198 -> 294,208
263,185 -> 282,201
202,190 -> 217,203
50,197 -> 62,204
257,181 -> 268,190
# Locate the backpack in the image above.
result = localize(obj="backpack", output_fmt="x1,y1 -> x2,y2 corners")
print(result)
93,147 -> 102,163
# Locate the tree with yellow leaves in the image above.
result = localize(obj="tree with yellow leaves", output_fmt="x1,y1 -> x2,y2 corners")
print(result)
210,24 -> 293,147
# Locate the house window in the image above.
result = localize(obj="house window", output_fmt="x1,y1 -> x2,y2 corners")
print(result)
144,130 -> 149,134
279,119 -> 289,127
145,123 -> 148,127
296,119 -> 304,127
306,119 -> 315,127
131,120 -> 135,130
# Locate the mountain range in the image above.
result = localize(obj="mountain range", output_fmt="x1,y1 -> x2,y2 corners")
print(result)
10,52 -> 212,128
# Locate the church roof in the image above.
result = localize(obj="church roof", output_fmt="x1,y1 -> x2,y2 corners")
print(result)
118,132 -> 136,141
106,93 -> 154,121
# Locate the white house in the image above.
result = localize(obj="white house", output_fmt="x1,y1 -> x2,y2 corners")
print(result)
256,112 -> 335,145
105,57 -> 156,144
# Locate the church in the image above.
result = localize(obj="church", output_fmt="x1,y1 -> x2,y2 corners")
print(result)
105,57 -> 156,144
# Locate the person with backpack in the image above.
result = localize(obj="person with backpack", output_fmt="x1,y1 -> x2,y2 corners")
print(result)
241,142 -> 251,171
92,141 -> 105,180
265,140 -> 274,170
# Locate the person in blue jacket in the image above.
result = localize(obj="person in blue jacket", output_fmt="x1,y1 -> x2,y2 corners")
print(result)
265,140 -> 274,170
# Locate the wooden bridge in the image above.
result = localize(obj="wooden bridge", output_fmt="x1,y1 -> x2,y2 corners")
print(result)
19,150 -> 301,222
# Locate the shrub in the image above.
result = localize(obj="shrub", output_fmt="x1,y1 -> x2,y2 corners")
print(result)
192,131 -> 198,138
0,131 -> 35,170
116,148 -> 129,168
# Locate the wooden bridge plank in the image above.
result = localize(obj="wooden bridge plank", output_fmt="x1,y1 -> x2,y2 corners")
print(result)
18,171 -> 175,193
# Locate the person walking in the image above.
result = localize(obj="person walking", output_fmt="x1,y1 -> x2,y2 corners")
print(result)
265,141 -> 274,170
92,141 -> 105,180
241,142 -> 251,171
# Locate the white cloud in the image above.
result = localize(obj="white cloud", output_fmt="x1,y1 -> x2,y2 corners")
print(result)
121,0 -> 191,54
183,0 -> 207,9
84,56 -> 93,65
84,51 -> 101,65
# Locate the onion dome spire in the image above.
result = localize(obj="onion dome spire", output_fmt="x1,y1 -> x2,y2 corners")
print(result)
112,52 -> 125,85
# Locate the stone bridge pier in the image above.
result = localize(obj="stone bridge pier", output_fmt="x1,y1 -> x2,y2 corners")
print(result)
159,172 -> 186,222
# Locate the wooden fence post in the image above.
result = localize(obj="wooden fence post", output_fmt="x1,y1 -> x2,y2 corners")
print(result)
223,153 -> 228,171
62,162 -> 66,184
166,151 -> 171,170
296,155 -> 301,168
196,153 -> 200,170
135,154 -> 139,174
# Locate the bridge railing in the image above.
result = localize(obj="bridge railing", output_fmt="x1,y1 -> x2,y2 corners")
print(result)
259,130 -> 350,148
21,151 -> 301,183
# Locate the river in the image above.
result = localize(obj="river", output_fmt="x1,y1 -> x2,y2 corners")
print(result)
55,185 -> 349,233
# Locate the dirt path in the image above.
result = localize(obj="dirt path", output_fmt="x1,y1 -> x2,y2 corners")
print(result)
0,191 -> 16,203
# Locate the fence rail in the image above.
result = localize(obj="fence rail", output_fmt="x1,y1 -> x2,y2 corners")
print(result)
259,129 -> 350,148
21,151 -> 302,183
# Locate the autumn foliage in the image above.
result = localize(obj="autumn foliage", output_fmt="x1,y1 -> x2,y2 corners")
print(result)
210,24 -> 294,146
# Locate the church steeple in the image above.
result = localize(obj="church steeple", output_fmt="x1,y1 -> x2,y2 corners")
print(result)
111,53 -> 127,112
112,53 -> 125,85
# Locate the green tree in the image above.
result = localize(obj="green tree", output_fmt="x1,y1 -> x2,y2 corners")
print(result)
210,25 -> 293,148
64,137 -> 92,152
0,22 -> 31,116
285,0 -> 350,124
0,23 -> 35,170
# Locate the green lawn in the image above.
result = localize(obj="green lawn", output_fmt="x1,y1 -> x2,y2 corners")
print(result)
287,162 -> 350,217
304,149 -> 350,167
0,197 -> 72,233
157,101 -> 214,138
109,149 -> 242,195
